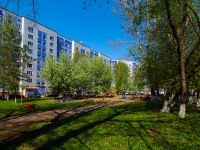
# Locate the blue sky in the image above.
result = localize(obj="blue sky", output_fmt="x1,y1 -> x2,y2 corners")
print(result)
6,0 -> 133,60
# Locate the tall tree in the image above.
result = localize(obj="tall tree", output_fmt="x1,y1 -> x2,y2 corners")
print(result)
72,52 -> 92,92
0,13 -> 29,98
41,52 -> 74,93
90,57 -> 113,93
113,61 -> 129,93
115,0 -> 200,118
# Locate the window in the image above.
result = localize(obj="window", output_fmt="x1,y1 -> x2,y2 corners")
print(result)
50,42 -> 54,47
81,49 -> 85,54
27,64 -> 33,68
50,36 -> 54,41
28,49 -> 33,54
28,34 -> 33,39
27,78 -> 32,83
43,35 -> 46,39
28,41 -> 33,46
28,27 -> 33,33
27,71 -> 32,76
38,31 -> 42,37
50,48 -> 54,53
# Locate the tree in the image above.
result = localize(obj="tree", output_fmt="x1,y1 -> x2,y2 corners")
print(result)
113,61 -> 129,93
41,52 -> 75,93
90,57 -> 113,93
115,0 -> 200,118
72,52 -> 92,92
42,51 -> 113,95
0,13 -> 29,99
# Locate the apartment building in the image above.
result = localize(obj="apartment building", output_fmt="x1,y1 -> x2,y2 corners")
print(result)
111,60 -> 138,77
0,8 -> 111,95
72,40 -> 111,64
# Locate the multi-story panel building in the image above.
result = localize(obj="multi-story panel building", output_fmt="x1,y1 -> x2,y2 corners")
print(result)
72,40 -> 94,58
0,7 -> 111,96
20,17 -> 58,94
57,35 -> 72,59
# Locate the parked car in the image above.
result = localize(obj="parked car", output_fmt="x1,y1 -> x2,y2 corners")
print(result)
25,92 -> 41,98
47,93 -> 59,97
7,93 -> 24,99
26,94 -> 41,98
126,91 -> 130,95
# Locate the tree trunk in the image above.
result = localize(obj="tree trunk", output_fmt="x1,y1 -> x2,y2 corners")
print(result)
161,100 -> 170,112
150,86 -> 156,96
162,90 -> 179,113
196,89 -> 200,107
156,88 -> 159,96
2,84 -> 5,100
179,38 -> 187,118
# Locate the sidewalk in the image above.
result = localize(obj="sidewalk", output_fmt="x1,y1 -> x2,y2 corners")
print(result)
0,98 -> 134,142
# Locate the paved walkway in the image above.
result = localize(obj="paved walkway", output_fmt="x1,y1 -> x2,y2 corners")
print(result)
0,99 -> 134,142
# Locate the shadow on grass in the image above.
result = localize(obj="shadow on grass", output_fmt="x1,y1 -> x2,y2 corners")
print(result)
0,105 -> 123,149
0,100 -> 184,149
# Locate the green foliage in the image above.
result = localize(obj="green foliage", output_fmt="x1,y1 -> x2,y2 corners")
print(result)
0,13 -> 29,91
90,57 -> 113,92
117,0 -> 200,96
41,52 -> 112,93
113,61 -> 129,92
41,52 -> 74,93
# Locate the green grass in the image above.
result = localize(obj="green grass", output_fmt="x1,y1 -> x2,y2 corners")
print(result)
0,100 -> 200,150
0,97 -> 102,118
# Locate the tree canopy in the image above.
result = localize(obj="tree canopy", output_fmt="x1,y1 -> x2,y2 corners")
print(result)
113,61 -> 130,93
41,52 -> 113,94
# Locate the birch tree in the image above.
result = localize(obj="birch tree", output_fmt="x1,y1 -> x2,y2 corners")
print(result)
114,0 -> 200,118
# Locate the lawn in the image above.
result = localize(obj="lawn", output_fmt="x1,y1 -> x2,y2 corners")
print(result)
0,97 -> 103,118
0,99 -> 200,150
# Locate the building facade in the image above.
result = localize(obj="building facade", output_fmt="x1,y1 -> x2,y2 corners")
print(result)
0,8 -> 112,95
